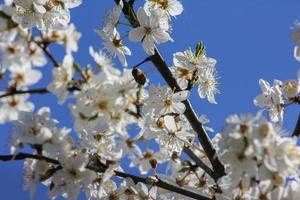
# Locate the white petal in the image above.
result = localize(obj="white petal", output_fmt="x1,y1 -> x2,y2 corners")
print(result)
129,27 -> 145,42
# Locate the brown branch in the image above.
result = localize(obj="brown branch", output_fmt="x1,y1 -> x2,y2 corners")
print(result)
183,146 -> 218,182
0,153 -> 212,200
0,153 -> 59,165
0,86 -> 80,99
292,113 -> 300,137
33,39 -> 60,67
114,0 -> 225,180
0,88 -> 49,98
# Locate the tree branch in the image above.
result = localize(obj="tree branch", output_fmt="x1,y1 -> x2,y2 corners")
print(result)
0,86 -> 80,99
33,39 -> 60,67
0,88 -> 49,98
0,153 -> 59,165
0,152 -> 212,200
183,146 -> 218,182
114,0 -> 225,179
292,113 -> 300,137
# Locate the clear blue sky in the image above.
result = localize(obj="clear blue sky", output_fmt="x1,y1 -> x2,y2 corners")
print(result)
0,0 -> 300,199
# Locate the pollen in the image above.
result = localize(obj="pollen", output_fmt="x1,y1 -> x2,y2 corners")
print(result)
8,98 -> 19,107
112,37 -> 123,48
164,99 -> 172,107
144,27 -> 152,35
98,100 -> 108,110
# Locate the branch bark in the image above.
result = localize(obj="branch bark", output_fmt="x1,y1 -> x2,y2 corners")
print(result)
114,0 -> 225,179
0,86 -> 80,99
292,113 -> 300,137
0,153 -> 212,200
0,88 -> 49,98
33,39 -> 60,67
183,146 -> 218,181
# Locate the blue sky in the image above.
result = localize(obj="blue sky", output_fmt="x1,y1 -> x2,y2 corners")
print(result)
0,0 -> 300,199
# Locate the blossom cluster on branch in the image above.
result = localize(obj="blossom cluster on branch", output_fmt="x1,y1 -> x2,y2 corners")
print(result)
0,0 -> 299,200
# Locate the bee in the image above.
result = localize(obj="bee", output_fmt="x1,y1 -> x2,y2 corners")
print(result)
132,68 -> 147,85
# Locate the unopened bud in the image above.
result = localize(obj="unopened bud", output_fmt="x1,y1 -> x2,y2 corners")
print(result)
149,159 -> 157,169
145,176 -> 158,184
283,80 -> 299,98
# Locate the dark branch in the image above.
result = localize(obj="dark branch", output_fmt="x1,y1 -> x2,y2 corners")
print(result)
292,113 -> 300,137
0,152 -> 212,200
0,88 -> 48,98
0,86 -> 80,99
0,153 -> 59,165
115,0 -> 225,180
114,171 -> 212,200
33,40 -> 60,67
183,146 -> 218,182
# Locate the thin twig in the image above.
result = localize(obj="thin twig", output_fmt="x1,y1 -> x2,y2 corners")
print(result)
33,40 -> 60,67
0,153 -> 212,200
0,153 -> 59,165
132,57 -> 151,69
292,113 -> 300,137
0,88 -> 48,98
183,146 -> 218,181
0,86 -> 80,99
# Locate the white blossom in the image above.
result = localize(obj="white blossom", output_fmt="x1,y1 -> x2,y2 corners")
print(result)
144,0 -> 183,18
47,53 -> 74,104
129,7 -> 172,55
254,79 -> 284,123
99,29 -> 131,67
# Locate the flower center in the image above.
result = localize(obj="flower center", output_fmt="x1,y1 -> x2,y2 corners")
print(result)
112,37 -> 123,48
98,100 -> 108,110
164,99 -> 172,107
144,27 -> 152,35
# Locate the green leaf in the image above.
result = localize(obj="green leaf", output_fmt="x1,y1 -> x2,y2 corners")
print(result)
195,42 -> 206,59
72,62 -> 82,74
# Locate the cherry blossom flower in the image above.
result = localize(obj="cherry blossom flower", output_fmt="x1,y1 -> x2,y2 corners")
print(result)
129,7 -> 172,55
99,29 -> 131,67
144,0 -> 183,18
9,63 -> 42,87
0,94 -> 34,124
22,159 -> 49,198
254,79 -> 284,123
102,0 -> 123,34
13,0 -> 82,32
47,54 -> 74,104
145,85 -> 189,115
50,150 -> 97,200
198,66 -> 219,104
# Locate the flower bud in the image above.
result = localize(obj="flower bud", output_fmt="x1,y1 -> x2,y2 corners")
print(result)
282,80 -> 299,98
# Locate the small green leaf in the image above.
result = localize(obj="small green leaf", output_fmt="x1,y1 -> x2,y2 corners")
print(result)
59,2 -> 66,10
73,62 -> 87,81
195,42 -> 206,59
145,176 -> 158,184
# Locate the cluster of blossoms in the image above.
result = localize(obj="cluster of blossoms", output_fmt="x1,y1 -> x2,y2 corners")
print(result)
0,0 -> 81,122
216,113 -> 300,200
253,68 -> 300,125
13,0 -> 81,31
0,0 -> 299,200
171,44 -> 219,104
98,0 -> 181,66
253,21 -> 300,125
